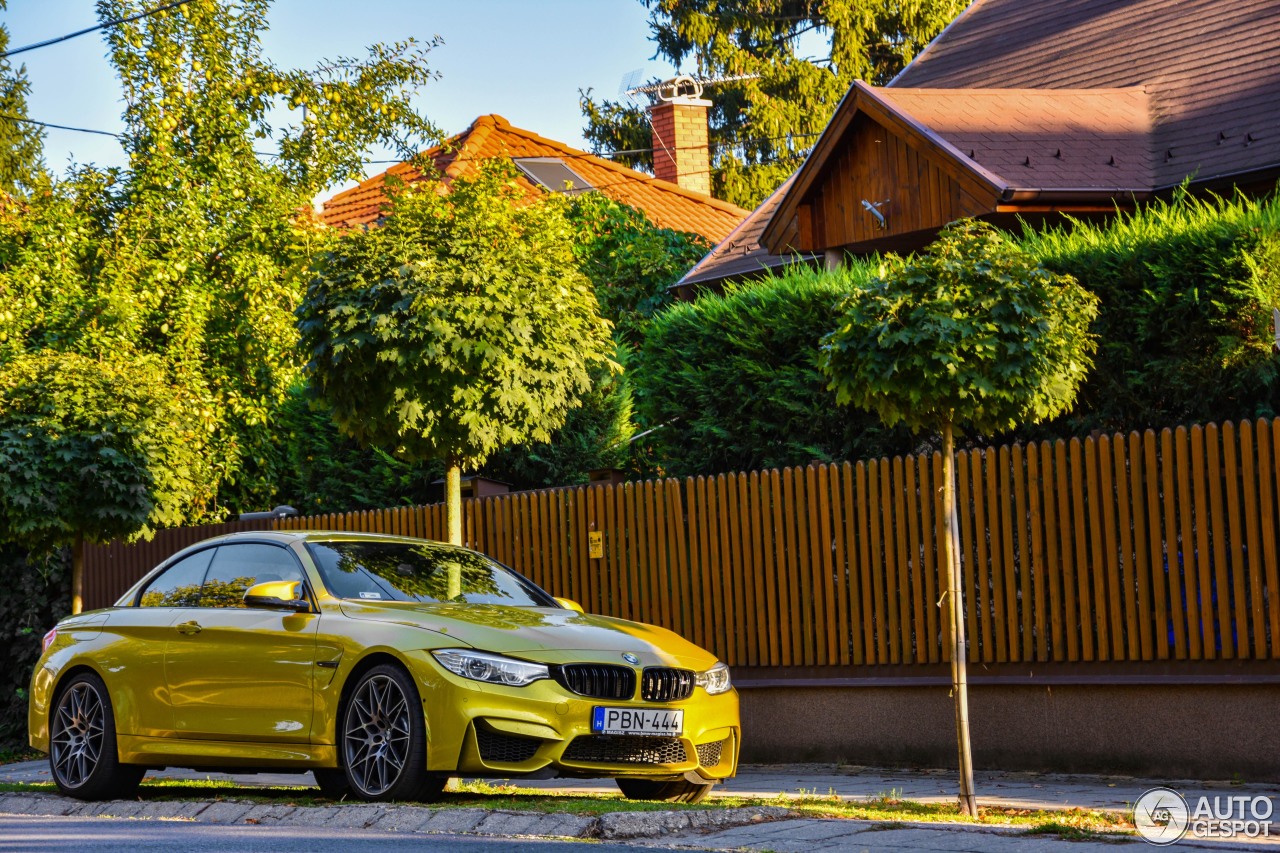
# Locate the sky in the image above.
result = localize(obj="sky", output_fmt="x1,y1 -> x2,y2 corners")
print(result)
3,0 -> 680,201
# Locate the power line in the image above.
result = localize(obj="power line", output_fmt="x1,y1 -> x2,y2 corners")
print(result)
0,112 -> 821,199
0,112 -> 121,139
0,113 -> 284,158
1,0 -> 197,59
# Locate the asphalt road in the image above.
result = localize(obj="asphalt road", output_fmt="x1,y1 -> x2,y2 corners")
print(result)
0,815 -> 647,853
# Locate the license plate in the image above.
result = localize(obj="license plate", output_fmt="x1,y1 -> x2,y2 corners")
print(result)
592,706 -> 684,736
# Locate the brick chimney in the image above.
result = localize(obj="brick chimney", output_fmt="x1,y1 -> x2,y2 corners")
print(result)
647,76 -> 712,196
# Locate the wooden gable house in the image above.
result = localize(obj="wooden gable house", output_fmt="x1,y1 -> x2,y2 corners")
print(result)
681,0 -> 1280,289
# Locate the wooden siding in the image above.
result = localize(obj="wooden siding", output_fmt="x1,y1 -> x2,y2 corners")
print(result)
84,418 -> 1280,668
795,113 -> 993,252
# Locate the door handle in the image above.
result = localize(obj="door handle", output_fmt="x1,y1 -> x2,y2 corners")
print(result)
175,620 -> 203,635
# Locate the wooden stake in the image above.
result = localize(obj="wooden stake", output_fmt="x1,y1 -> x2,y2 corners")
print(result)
71,537 -> 84,615
942,421 -> 978,816
446,458 -> 462,599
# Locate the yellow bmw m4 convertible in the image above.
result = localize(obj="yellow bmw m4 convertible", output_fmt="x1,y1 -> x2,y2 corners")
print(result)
28,531 -> 739,803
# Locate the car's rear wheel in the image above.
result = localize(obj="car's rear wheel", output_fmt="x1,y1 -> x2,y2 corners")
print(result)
339,663 -> 444,802
616,777 -> 713,804
49,672 -> 144,801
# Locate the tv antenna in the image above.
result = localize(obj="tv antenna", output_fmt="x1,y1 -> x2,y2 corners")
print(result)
624,72 -> 760,103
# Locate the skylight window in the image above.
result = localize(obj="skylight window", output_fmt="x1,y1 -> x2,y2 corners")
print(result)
512,158 -> 594,195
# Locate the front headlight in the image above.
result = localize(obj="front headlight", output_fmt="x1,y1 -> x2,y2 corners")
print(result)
432,649 -> 549,687
695,662 -> 732,695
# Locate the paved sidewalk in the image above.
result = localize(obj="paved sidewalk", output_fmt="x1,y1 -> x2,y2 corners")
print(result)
5,758 -> 1276,815
651,820 -> 1280,852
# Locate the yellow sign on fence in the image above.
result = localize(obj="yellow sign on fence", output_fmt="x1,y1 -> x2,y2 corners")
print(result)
588,531 -> 604,560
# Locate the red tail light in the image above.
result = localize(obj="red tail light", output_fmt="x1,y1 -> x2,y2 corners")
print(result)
41,628 -> 57,654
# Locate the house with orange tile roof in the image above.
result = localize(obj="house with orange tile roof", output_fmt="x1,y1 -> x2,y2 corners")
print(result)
679,0 -> 1280,292
319,114 -> 748,244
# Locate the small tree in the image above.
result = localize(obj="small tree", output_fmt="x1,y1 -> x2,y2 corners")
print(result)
0,351 -> 213,612
298,161 -> 613,595
820,220 -> 1098,815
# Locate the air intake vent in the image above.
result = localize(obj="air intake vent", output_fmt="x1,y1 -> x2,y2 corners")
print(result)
641,668 -> 695,702
475,726 -> 540,764
562,735 -> 689,765
696,738 -> 725,767
555,664 -> 636,700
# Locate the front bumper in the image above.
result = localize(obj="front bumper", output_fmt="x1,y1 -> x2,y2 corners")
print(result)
404,651 -> 740,781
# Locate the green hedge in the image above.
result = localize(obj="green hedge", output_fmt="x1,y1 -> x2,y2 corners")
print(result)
636,190 -> 1280,478
1018,190 -> 1280,435
635,266 -> 914,477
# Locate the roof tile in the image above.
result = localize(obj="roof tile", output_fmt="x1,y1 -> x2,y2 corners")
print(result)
319,114 -> 747,243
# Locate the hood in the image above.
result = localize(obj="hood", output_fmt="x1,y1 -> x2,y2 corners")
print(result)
339,601 -> 718,669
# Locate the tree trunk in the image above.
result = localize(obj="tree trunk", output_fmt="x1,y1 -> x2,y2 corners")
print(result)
445,458 -> 462,599
941,421 -> 978,816
71,537 -> 84,615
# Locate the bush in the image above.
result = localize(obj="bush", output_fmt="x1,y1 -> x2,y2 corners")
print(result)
567,193 -> 710,348
276,383 -> 442,514
1018,190 -> 1280,434
635,266 -> 915,477
0,546 -> 68,752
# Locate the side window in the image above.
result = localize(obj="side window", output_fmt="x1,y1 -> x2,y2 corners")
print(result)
138,549 -> 215,607
200,544 -> 304,608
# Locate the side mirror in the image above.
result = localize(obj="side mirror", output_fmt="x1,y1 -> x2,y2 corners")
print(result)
554,597 -> 585,614
244,580 -> 311,612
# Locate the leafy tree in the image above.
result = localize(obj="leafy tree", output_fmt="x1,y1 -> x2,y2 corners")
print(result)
636,266 -> 913,477
0,0 -> 46,195
582,0 -> 967,208
0,351 -> 214,612
820,220 -> 1099,815
567,192 -> 709,347
476,194 -> 705,488
298,160 -> 613,594
0,0 -> 438,517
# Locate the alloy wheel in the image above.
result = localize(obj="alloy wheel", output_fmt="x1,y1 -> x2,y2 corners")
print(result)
343,673 -> 412,797
51,682 -> 105,789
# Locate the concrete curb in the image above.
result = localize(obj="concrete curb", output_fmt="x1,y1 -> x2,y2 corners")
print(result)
0,791 -> 792,840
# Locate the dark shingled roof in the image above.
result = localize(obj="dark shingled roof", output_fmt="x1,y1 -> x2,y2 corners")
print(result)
876,88 -> 1155,191
895,0 -> 1280,189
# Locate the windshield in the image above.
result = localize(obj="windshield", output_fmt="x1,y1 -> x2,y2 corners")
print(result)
306,541 -> 558,607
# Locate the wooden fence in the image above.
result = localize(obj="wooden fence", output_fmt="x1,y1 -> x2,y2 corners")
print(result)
87,417 -> 1280,668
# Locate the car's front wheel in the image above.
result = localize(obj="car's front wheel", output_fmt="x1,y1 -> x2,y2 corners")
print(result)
49,672 -> 144,801
616,777 -> 713,804
339,663 -> 444,802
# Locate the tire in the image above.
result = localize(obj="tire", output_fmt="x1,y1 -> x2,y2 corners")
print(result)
616,777 -> 713,804
49,672 -> 145,801
338,663 -> 444,802
312,768 -> 351,799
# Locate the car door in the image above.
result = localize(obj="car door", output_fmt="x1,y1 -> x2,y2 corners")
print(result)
164,542 -> 320,743
107,547 -> 218,738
